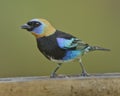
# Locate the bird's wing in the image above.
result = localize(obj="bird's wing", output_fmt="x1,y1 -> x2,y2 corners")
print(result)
56,37 -> 88,50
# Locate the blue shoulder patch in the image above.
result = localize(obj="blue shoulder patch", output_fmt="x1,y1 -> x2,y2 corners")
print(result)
56,38 -> 77,49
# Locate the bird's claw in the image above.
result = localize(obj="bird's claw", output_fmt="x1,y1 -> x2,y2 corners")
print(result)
50,73 -> 58,78
81,71 -> 90,76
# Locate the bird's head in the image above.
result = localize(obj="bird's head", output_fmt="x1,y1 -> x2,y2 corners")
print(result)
21,18 -> 56,38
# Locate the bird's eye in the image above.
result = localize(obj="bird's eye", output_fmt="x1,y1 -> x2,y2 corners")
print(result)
27,21 -> 40,27
34,22 -> 41,27
35,22 -> 40,25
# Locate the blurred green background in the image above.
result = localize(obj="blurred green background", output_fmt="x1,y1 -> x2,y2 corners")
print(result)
0,0 -> 119,77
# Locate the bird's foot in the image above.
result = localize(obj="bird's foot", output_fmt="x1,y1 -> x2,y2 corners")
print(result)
81,71 -> 90,77
50,73 -> 58,78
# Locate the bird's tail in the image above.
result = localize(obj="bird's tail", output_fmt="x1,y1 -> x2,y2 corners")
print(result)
86,46 -> 110,52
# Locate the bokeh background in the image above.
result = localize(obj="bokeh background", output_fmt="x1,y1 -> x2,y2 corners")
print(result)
0,0 -> 119,77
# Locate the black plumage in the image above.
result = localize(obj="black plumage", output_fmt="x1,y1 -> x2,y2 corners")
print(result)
36,30 -> 76,60
21,18 -> 110,77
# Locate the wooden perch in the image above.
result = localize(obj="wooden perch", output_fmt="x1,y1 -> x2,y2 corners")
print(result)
0,73 -> 120,96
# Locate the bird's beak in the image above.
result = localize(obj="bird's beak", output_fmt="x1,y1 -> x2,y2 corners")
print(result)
21,24 -> 31,29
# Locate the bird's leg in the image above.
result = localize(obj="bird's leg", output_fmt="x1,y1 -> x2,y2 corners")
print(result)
79,59 -> 89,76
50,63 -> 62,78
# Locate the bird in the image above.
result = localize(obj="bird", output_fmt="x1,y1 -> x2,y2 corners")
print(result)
21,18 -> 110,78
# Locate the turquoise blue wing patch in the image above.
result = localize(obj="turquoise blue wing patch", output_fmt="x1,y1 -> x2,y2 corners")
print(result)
56,38 -> 78,49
